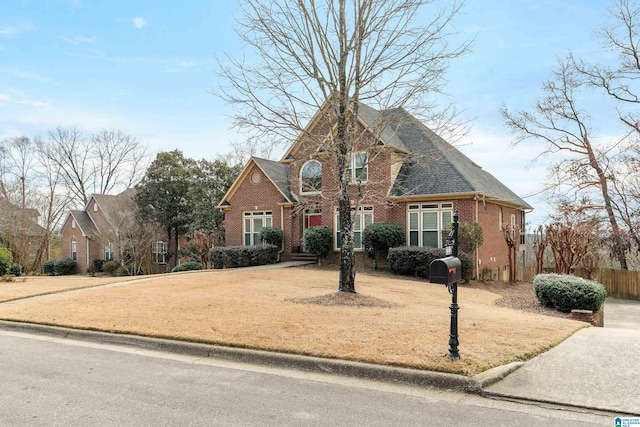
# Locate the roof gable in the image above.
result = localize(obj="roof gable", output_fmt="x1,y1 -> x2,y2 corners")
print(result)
66,210 -> 98,237
219,157 -> 293,207
382,108 -> 532,209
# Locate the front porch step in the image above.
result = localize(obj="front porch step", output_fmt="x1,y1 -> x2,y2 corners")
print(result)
290,252 -> 318,262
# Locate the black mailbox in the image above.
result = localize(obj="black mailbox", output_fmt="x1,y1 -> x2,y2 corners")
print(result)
429,256 -> 462,285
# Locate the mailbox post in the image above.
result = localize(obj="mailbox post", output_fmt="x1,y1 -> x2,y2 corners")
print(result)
429,211 -> 460,360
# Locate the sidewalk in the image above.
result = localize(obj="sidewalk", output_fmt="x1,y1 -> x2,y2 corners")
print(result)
482,298 -> 640,415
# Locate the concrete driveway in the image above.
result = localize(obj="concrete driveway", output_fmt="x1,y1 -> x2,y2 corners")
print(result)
484,297 -> 640,415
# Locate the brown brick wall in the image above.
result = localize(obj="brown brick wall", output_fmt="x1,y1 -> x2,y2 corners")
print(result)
225,163 -> 287,247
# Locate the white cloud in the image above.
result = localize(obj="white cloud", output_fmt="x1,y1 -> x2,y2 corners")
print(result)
0,93 -> 10,105
133,17 -> 147,29
11,70 -> 50,82
60,35 -> 96,45
15,100 -> 52,108
0,22 -> 34,37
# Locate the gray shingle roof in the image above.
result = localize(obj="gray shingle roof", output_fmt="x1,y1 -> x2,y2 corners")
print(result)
69,210 -> 98,237
92,188 -> 136,229
252,157 -> 294,202
359,107 -> 532,209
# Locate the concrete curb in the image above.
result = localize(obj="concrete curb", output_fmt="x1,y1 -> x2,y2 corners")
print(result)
472,362 -> 525,388
0,320 -> 481,393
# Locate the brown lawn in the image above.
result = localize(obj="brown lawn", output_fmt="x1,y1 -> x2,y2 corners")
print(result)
0,267 -> 584,376
0,275 -> 140,302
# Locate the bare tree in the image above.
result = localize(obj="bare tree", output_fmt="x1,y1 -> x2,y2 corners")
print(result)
92,129 -> 148,195
39,127 -> 148,207
502,223 -> 518,283
533,225 -> 547,275
501,58 -> 630,269
217,0 -> 469,292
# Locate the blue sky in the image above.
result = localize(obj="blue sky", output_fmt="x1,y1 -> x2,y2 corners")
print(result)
0,1 -> 617,227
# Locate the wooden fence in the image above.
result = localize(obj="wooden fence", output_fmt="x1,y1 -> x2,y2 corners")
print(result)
518,267 -> 640,300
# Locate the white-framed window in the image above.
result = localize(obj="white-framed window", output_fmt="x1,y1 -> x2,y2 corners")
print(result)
93,202 -> 98,212
348,152 -> 368,183
71,239 -> 77,261
243,211 -> 273,246
105,242 -> 114,261
334,206 -> 374,250
71,219 -> 76,229
407,203 -> 453,248
152,241 -> 167,264
300,160 -> 322,194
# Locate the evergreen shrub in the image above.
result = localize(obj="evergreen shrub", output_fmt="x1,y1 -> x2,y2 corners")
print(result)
362,223 -> 405,269
54,258 -> 76,276
388,246 -> 472,282
102,260 -> 120,275
43,260 -> 55,275
533,273 -> 606,312
172,261 -> 204,272
302,226 -> 332,261
0,247 -> 13,275
209,245 -> 278,269
260,227 -> 284,248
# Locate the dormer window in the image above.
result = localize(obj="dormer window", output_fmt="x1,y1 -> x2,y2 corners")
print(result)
300,160 -> 322,194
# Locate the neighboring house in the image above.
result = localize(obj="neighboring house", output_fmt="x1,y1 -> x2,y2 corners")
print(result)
0,198 -> 49,270
218,103 -> 533,281
59,189 -> 177,274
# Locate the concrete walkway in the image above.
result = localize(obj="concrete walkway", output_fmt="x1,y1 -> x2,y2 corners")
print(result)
484,298 -> 640,415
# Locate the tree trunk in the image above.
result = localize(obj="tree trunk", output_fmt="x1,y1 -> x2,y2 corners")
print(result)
586,141 -> 628,269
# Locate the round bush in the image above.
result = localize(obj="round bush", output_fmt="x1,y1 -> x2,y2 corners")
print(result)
260,227 -> 284,248
102,260 -> 119,275
172,261 -> 203,272
362,223 -> 405,268
93,259 -> 105,272
533,273 -> 606,313
54,258 -> 76,276
302,226 -> 333,260
10,263 -> 21,276
43,260 -> 55,275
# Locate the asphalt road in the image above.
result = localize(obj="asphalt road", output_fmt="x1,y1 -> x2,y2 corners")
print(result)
0,331 -> 611,427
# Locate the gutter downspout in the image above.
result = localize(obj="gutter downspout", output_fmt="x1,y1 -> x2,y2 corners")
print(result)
475,194 -> 480,280
86,236 -> 90,274
278,205 -> 285,262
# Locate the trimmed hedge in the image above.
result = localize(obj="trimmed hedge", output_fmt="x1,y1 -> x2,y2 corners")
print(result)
388,246 -> 446,278
533,273 -> 606,313
388,246 -> 471,281
172,261 -> 203,272
209,245 -> 279,269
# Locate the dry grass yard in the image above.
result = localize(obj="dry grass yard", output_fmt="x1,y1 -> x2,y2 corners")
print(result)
0,266 -> 584,376
0,275 -> 138,302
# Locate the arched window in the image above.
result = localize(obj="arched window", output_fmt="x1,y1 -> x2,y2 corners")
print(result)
300,160 -> 322,193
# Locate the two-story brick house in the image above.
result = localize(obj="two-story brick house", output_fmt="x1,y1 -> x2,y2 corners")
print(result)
218,103 -> 532,280
59,189 -> 173,274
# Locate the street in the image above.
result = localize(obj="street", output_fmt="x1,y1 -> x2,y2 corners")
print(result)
0,331 -> 610,426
